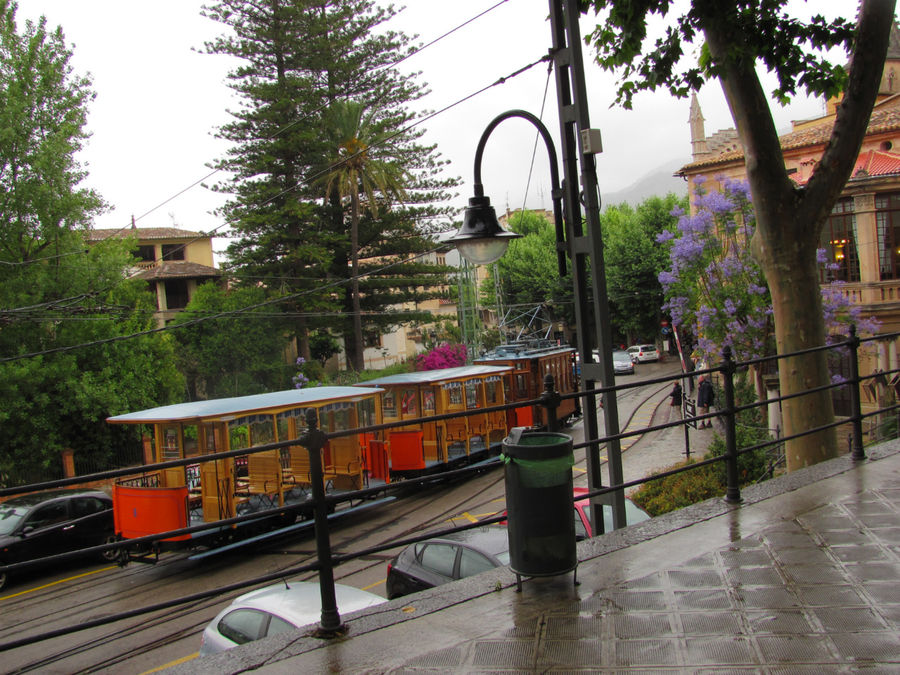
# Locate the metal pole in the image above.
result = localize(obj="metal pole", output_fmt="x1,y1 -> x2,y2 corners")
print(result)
548,0 -> 626,532
847,324 -> 866,460
541,372 -> 561,432
299,407 -> 343,635
722,348 -> 741,504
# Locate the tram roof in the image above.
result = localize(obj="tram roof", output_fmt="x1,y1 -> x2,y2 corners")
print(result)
360,365 -> 512,386
476,343 -> 575,361
106,386 -> 384,425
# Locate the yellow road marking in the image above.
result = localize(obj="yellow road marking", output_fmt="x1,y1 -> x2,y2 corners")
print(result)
139,652 -> 198,674
361,579 -> 384,592
0,565 -> 117,602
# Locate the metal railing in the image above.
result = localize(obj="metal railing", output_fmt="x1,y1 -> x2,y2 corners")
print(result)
2,326 -> 899,651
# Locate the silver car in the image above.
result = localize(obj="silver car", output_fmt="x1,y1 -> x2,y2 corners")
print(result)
199,581 -> 385,655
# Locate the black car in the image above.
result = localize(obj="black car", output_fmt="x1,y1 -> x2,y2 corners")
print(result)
0,489 -> 116,591
386,526 -> 510,600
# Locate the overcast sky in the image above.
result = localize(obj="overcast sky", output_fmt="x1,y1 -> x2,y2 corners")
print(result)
19,1 -> 846,254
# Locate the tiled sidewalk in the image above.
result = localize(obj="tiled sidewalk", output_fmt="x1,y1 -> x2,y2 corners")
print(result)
181,443 -> 900,674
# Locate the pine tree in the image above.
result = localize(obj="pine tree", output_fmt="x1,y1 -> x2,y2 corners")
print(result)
201,0 -> 458,370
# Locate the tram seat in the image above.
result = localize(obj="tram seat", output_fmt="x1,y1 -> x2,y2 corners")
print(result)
443,419 -> 470,453
324,437 -> 364,490
243,451 -> 288,506
289,446 -> 313,486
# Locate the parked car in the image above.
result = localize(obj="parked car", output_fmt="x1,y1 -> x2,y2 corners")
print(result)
572,487 -> 650,539
386,525 -> 510,600
627,344 -> 660,363
199,581 -> 386,655
611,350 -> 635,375
0,489 -> 116,591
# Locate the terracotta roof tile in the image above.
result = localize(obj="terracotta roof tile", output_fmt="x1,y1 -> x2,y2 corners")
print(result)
680,95 -> 900,172
87,227 -> 210,241
136,261 -> 220,280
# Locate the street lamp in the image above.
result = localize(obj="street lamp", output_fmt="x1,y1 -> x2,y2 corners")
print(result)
449,189 -> 521,265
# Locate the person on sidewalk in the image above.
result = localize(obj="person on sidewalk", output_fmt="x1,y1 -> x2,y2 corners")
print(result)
697,376 -> 714,428
670,382 -> 683,414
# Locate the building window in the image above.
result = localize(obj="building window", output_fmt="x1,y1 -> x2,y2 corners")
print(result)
876,192 -> 900,279
165,279 -> 190,309
137,245 -> 155,263
162,244 -> 185,261
364,329 -> 381,348
819,198 -> 859,282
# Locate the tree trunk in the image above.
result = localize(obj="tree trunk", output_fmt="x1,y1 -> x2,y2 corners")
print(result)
761,230 -> 838,469
350,190 -> 365,371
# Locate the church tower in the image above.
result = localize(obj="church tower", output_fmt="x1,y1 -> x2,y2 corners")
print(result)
689,93 -> 709,159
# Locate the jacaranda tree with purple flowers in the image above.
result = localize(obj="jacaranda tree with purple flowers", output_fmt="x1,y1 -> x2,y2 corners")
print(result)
659,176 -> 772,367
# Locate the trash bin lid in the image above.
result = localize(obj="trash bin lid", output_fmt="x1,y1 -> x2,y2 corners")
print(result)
502,429 -> 573,460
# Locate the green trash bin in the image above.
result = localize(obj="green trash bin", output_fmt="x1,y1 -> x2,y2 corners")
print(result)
502,427 -> 576,584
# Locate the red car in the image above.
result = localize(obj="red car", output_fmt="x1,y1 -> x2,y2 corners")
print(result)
572,487 -> 650,538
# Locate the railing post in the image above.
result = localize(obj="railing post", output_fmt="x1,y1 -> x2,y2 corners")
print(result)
847,324 -> 866,460
541,372 -> 561,432
722,346 -> 741,504
299,407 -> 343,635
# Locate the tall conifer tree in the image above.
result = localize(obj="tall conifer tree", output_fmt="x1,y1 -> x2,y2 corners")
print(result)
202,0 -> 457,370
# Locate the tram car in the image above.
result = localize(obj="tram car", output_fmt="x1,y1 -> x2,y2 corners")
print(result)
106,386 -> 385,548
358,364 -> 514,477
474,341 -> 580,429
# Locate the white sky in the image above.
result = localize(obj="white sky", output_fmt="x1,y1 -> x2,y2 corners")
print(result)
18,1 -> 846,256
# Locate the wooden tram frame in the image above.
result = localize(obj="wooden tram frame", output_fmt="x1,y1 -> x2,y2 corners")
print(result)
106,386 -> 384,545
357,365 -> 513,476
474,342 -> 580,429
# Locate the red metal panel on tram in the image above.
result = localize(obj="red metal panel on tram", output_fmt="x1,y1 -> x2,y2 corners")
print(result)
388,430 -> 425,471
514,405 -> 534,427
113,484 -> 191,541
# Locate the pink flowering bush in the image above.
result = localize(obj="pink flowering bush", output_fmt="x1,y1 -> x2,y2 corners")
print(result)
415,343 -> 467,371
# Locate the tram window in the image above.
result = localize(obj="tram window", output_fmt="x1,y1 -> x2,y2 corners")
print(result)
423,389 -> 435,413
400,388 -> 418,416
218,609 -> 266,645
459,548 -> 494,578
249,417 -> 274,445
162,426 -> 180,460
183,425 -> 199,457
382,391 -> 397,417
486,380 -> 499,404
447,384 -> 463,407
465,379 -> 481,409
515,374 -> 528,398
229,422 -> 250,450
358,397 -> 376,426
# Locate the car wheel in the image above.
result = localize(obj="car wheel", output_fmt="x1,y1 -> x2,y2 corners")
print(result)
0,561 -> 8,592
100,534 -> 121,563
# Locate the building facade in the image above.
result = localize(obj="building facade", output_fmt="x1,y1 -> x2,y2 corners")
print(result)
87,226 -> 220,327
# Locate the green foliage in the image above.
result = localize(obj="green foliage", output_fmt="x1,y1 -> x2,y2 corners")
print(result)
203,0 -> 457,371
171,283 -> 294,399
309,331 -> 341,365
630,461 -> 724,516
602,194 -> 685,344
582,1 -> 858,108
0,5 -> 183,485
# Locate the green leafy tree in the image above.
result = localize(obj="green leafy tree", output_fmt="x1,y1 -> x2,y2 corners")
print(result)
482,210 -> 574,335
582,0 -> 896,470
318,100 -> 407,371
171,284 -> 294,399
0,3 -> 182,484
202,0 -> 457,372
602,194 -> 685,345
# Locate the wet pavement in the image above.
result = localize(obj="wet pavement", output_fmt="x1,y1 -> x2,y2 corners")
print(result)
178,428 -> 900,672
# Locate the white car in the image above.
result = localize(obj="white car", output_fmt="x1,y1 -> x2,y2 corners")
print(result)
627,344 -> 659,363
199,581 -> 386,655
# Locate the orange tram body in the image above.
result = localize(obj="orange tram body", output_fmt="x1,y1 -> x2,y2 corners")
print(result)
106,357 -> 578,550
474,342 -> 581,429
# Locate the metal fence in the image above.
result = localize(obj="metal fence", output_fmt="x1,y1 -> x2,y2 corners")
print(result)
2,326 -> 899,651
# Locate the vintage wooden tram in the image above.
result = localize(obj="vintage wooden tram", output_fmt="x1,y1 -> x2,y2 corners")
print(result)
106,386 -> 385,547
474,341 -> 580,429
359,364 -> 513,476
105,365 -> 523,548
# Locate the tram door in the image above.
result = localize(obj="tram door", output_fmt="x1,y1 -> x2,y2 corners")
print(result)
199,422 -> 236,522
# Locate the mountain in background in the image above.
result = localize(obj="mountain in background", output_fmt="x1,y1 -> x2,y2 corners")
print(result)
601,157 -> 688,209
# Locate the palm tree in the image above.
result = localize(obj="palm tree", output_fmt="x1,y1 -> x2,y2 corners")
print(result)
319,100 -> 407,371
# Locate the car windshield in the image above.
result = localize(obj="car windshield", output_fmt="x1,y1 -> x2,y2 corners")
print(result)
0,503 -> 29,535
613,352 -> 631,363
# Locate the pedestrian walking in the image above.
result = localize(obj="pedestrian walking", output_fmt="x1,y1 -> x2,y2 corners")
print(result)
670,382 -> 683,408
697,376 -> 714,428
